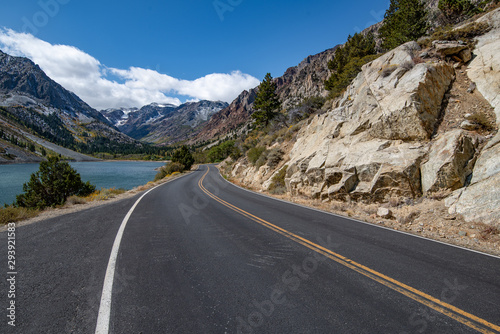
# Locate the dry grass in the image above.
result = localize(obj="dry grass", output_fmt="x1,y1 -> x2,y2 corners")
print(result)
66,195 -> 88,206
85,188 -> 127,202
0,206 -> 39,225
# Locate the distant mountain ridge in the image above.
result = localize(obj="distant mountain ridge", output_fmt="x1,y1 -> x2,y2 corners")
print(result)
0,50 -> 109,124
0,49 -> 137,163
101,100 -> 228,144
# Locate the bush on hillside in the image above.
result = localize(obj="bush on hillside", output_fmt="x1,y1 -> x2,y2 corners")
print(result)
247,146 -> 267,165
15,156 -> 95,209
0,206 -> 38,225
207,140 -> 240,162
267,148 -> 284,168
438,0 -> 481,23
418,21 -> 491,48
269,165 -> 288,195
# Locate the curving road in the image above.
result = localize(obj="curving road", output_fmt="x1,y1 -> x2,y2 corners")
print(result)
1,164 -> 499,333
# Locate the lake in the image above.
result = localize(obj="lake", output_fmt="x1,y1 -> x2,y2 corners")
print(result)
0,161 -> 166,206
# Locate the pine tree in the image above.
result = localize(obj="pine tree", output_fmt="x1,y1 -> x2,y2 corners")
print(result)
325,33 -> 378,98
15,156 -> 95,209
171,146 -> 194,170
252,73 -> 281,127
379,0 -> 429,50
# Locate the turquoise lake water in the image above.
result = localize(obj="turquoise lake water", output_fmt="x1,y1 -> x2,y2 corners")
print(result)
0,161 -> 165,206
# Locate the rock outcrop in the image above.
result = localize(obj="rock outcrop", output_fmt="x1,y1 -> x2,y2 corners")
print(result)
446,8 -> 500,226
228,9 -> 500,226
421,130 -> 479,193
284,42 -> 455,202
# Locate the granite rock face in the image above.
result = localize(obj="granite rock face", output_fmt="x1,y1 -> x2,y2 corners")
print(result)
449,8 -> 500,226
284,42 -> 454,202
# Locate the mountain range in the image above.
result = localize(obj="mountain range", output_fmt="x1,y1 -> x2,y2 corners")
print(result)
0,49 -> 139,163
101,100 -> 228,145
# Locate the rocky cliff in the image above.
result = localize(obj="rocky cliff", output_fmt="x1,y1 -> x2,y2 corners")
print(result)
194,47 -> 338,143
193,89 -> 257,143
229,9 -> 500,227
445,9 -> 500,225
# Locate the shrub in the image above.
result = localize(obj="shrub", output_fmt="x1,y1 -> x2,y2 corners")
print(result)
247,146 -> 267,165
86,188 -> 126,202
15,156 -> 95,209
155,162 -> 185,180
66,195 -> 88,205
207,140 -> 238,162
269,165 -> 288,195
419,22 -> 491,48
480,226 -> 500,240
438,0 -> 480,23
267,148 -> 284,168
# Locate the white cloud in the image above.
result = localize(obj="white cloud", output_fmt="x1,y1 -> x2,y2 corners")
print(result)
0,28 -> 260,110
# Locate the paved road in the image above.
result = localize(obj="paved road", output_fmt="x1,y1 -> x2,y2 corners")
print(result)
1,164 -> 499,333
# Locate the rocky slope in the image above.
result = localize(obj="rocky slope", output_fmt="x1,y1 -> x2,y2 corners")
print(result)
193,47 -> 338,144
229,8 -> 500,227
0,50 -> 108,124
102,100 -> 228,144
192,89 -> 257,143
446,9 -> 500,225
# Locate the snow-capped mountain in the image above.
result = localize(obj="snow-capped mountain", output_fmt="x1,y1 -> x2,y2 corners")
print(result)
101,100 -> 228,144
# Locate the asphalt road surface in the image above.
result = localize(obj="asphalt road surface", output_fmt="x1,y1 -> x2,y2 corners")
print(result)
1,164 -> 499,333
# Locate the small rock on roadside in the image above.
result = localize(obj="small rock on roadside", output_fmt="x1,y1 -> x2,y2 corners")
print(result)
377,207 -> 392,218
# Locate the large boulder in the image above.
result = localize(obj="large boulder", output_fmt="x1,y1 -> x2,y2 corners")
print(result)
467,8 -> 500,123
448,133 -> 500,226
421,130 -> 479,193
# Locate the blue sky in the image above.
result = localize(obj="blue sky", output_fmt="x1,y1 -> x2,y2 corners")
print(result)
0,0 -> 389,109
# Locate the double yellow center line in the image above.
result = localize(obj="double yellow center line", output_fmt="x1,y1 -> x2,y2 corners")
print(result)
199,166 -> 500,333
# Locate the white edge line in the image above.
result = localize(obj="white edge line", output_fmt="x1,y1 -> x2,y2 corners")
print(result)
94,173 -> 191,334
214,165 -> 500,260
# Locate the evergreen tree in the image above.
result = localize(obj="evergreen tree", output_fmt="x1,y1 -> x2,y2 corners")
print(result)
252,73 -> 281,127
379,0 -> 429,50
15,156 -> 95,209
438,0 -> 479,23
325,33 -> 378,98
171,146 -> 194,170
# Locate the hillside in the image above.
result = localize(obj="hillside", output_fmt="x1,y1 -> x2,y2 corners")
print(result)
221,5 -> 500,248
193,48 -> 338,143
0,50 -> 142,162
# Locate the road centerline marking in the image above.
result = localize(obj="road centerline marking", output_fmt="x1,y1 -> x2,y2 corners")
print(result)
199,166 -> 500,334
